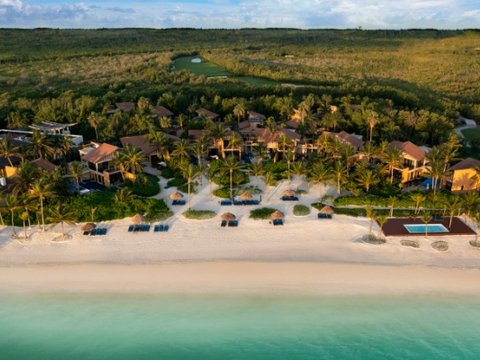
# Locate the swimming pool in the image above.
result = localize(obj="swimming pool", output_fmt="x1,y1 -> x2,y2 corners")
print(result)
404,224 -> 449,234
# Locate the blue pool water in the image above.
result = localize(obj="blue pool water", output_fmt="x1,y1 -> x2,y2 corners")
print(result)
1,294 -> 480,359
404,224 -> 449,234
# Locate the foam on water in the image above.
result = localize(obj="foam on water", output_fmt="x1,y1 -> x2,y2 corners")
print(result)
1,293 -> 479,359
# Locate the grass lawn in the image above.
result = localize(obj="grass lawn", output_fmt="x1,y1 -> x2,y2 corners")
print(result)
462,126 -> 480,144
173,56 -> 231,77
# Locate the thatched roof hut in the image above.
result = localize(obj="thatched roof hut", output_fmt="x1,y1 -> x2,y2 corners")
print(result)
169,191 -> 184,200
319,205 -> 334,215
80,223 -> 96,232
239,191 -> 252,200
221,212 -> 236,221
131,214 -> 146,224
271,210 -> 285,219
283,189 -> 296,197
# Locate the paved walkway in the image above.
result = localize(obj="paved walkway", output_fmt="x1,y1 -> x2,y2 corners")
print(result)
455,117 -> 477,139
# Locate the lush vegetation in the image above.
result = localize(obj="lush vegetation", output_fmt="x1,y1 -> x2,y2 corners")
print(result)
249,207 -> 278,220
123,173 -> 160,197
182,209 -> 216,220
293,204 -> 310,216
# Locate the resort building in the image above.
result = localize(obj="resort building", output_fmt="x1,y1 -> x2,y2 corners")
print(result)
152,106 -> 174,119
79,143 -> 122,187
1,123 -> 84,147
195,108 -> 220,121
31,158 -> 57,173
445,157 -> 480,192
247,110 -> 266,124
388,141 -> 430,184
120,135 -> 157,164
323,131 -> 364,151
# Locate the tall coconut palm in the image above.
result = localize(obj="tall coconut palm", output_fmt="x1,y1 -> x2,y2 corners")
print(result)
355,168 -> 379,193
291,161 -> 306,185
233,103 -> 246,126
20,211 -> 29,241
332,160 -> 347,195
422,212 -> 432,239
208,123 -> 227,159
114,144 -> 146,178
461,192 -> 480,223
383,146 -> 402,184
410,193 -> 426,215
444,197 -> 462,229
87,112 -> 101,140
367,112 -> 378,143
226,133 -> 243,161
26,131 -> 54,159
426,146 -> 444,193
171,139 -> 191,161
68,161 -> 85,192
47,203 -> 75,240
315,133 -> 332,155
249,160 -> 264,188
377,215 -> 387,238
308,162 -> 332,199
5,194 -> 21,236
388,196 -> 396,217
181,164 -> 200,209
365,206 -> 375,235
221,156 -> 245,200
29,178 -> 54,231
0,137 -> 20,167
146,131 -> 171,161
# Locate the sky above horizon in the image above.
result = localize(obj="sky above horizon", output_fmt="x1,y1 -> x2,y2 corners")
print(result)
0,0 -> 479,29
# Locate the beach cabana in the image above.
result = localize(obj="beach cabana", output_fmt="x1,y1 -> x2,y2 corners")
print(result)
281,189 -> 298,201
318,205 -> 334,219
132,214 -> 146,224
271,210 -> 285,226
283,189 -> 296,197
239,192 -> 252,201
221,212 -> 237,227
170,191 -> 186,206
81,223 -> 96,235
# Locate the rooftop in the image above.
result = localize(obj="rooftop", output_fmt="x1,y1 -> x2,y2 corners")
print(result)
82,143 -> 119,164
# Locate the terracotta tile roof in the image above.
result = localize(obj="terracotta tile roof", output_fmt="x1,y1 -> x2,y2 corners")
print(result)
115,102 -> 134,112
31,158 -> 56,172
196,108 -> 219,120
389,141 -> 425,161
82,143 -> 119,164
324,131 -> 364,149
286,119 -> 300,129
188,129 -> 208,140
152,106 -> 174,118
120,135 -> 156,156
247,110 -> 266,122
449,157 -> 480,171
255,128 -> 300,143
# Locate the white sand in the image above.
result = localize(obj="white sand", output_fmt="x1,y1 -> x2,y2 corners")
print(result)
0,176 -> 478,295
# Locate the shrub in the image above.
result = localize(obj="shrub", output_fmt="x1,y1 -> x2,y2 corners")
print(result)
160,167 -> 176,179
311,202 -> 416,218
213,187 -> 233,198
293,204 -> 310,216
166,177 -> 185,188
124,173 -> 160,197
250,207 -> 277,220
183,209 -> 216,220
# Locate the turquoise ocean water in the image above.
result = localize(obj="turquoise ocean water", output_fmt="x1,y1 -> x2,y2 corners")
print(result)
1,293 -> 480,359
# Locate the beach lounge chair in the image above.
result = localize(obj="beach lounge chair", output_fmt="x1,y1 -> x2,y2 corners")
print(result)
154,225 -> 163,232
140,224 -> 151,232
163,225 -> 169,232
221,220 -> 227,227
273,219 -> 284,226
94,228 -> 107,235
317,213 -> 333,219
233,200 -> 244,206
128,225 -> 134,232
228,220 -> 238,227
172,200 -> 186,206
220,200 -> 233,206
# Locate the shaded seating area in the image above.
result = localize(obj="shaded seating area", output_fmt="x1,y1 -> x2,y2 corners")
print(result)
318,205 -> 334,219
153,224 -> 170,232
271,211 -> 285,226
170,191 -> 186,206
129,214 -> 150,232
221,212 -> 239,227
81,223 -> 96,236
90,228 -> 108,236
281,189 -> 299,201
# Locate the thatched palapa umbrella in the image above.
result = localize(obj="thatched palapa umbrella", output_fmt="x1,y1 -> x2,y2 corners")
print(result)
170,191 -> 184,200
131,214 -> 146,224
271,210 -> 285,219
319,205 -> 334,215
283,189 -> 296,197
221,212 -> 236,221
239,191 -> 252,201
80,223 -> 96,232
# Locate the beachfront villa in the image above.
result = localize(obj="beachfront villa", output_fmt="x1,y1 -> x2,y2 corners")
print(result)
388,140 -> 430,184
79,143 -> 122,187
445,158 -> 480,192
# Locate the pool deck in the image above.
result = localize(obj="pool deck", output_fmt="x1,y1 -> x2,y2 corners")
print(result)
382,217 -> 476,237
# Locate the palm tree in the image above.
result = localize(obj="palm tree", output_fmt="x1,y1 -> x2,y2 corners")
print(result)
88,112 -> 101,140
207,160 -> 221,198
388,196 -> 396,217
226,133 -> 243,161
291,161 -> 306,186
0,137 -> 20,167
308,163 -> 332,199
171,139 -> 191,161
284,149 -> 295,182
383,147 -> 402,184
68,161 -> 85,192
20,211 -> 29,241
26,131 -> 54,159
264,172 -> 276,200
422,212 -> 432,239
377,215 -> 387,238
315,133 -> 332,155
365,206 -> 375,235
181,164 -> 200,209
426,146 -> 445,193
355,168 -> 379,193
114,187 -> 133,203
208,123 -> 227,159
249,160 -> 264,188
461,192 -> 480,223
444,197 -> 461,229
471,166 -> 480,188
29,178 -> 54,231
146,131 -> 171,161
114,144 -> 146,178
221,156 -> 245,200
233,103 -> 246,126
332,160 -> 347,195
5,194 -> 21,236
410,192 -> 426,215
47,203 -> 75,240
367,112 -> 378,143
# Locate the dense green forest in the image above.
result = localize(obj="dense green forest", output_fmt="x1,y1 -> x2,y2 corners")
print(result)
0,28 -> 479,150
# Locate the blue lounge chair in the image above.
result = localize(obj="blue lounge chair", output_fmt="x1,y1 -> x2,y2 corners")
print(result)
220,200 -> 233,206
228,220 -> 238,227
233,200 -> 244,206
318,213 -> 333,219
154,225 -> 163,232
128,225 -> 134,232
163,225 -> 169,232
221,220 -> 227,227
273,219 -> 284,226
172,200 -> 186,206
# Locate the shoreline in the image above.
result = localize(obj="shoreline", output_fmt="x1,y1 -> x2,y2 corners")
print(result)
1,261 -> 480,296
